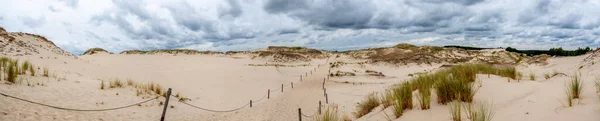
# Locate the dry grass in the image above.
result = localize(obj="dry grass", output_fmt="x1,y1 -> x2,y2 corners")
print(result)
315,104 -> 341,121
354,92 -> 380,118
565,74 -> 584,107
43,67 -> 49,77
109,79 -> 124,88
434,75 -> 477,104
544,73 -> 551,79
21,61 -> 31,75
417,87 -> 431,110
100,80 -> 105,89
594,78 -> 600,100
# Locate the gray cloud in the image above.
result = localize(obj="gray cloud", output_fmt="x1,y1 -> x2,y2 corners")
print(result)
2,0 -> 600,54
22,16 -> 46,28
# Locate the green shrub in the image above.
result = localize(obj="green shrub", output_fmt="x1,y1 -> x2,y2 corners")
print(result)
354,92 -> 380,118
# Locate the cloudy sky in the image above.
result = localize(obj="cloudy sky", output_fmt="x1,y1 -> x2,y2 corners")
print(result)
1,0 -> 599,54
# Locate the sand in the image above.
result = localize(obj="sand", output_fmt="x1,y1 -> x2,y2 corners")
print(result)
1,33 -> 600,121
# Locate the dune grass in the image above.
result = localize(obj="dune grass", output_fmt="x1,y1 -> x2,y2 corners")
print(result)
354,92 -> 380,118
100,80 -> 106,89
315,104 -> 341,121
381,90 -> 395,108
29,65 -> 35,76
449,101 -> 462,121
565,74 -> 584,107
394,82 -> 413,110
6,60 -> 18,83
467,102 -> 495,121
392,99 -> 404,118
21,61 -> 30,75
434,75 -> 477,104
529,73 -> 535,81
417,86 -> 431,110
43,67 -> 49,77
567,74 -> 584,99
544,73 -> 551,79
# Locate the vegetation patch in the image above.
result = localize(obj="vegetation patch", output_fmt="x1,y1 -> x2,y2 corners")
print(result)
353,92 -> 380,118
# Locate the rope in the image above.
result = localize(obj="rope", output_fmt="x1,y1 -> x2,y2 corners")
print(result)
253,93 -> 268,103
176,98 -> 250,113
0,92 -> 158,111
301,110 -> 318,118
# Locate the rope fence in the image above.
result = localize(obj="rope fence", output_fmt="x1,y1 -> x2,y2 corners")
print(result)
0,92 -> 159,112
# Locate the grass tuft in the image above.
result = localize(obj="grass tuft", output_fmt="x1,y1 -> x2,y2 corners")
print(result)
315,104 -> 341,121
392,99 -> 404,118
544,73 -> 551,79
529,73 -> 535,81
43,67 -> 49,77
100,80 -> 105,89
417,86 -> 431,110
29,65 -> 35,76
393,81 -> 413,110
434,75 -> 477,104
21,61 -> 30,75
449,101 -> 462,121
6,60 -> 19,83
468,102 -> 495,121
566,73 -> 584,99
354,92 -> 380,118
381,90 -> 395,108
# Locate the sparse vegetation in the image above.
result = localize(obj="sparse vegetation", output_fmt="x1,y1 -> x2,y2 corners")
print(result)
529,73 -> 535,81
434,75 -> 477,104
100,80 -> 105,89
354,92 -> 380,118
43,67 -> 49,77
381,90 -> 395,108
315,104 -> 341,121
544,73 -> 551,79
594,78 -> 600,100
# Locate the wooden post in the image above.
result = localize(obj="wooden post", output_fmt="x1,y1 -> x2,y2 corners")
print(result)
250,100 -> 253,107
298,108 -> 302,121
306,72 -> 307,77
160,88 -> 172,121
268,89 -> 270,99
300,75 -> 302,81
291,82 -> 294,89
318,101 -> 322,115
281,84 -> 283,92
322,79 -> 325,89
323,88 -> 327,97
325,94 -> 328,104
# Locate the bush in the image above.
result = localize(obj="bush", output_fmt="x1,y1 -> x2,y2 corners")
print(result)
315,104 -> 341,121
354,92 -> 380,118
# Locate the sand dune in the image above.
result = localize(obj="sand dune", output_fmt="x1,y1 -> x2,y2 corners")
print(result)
1,28 -> 599,121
